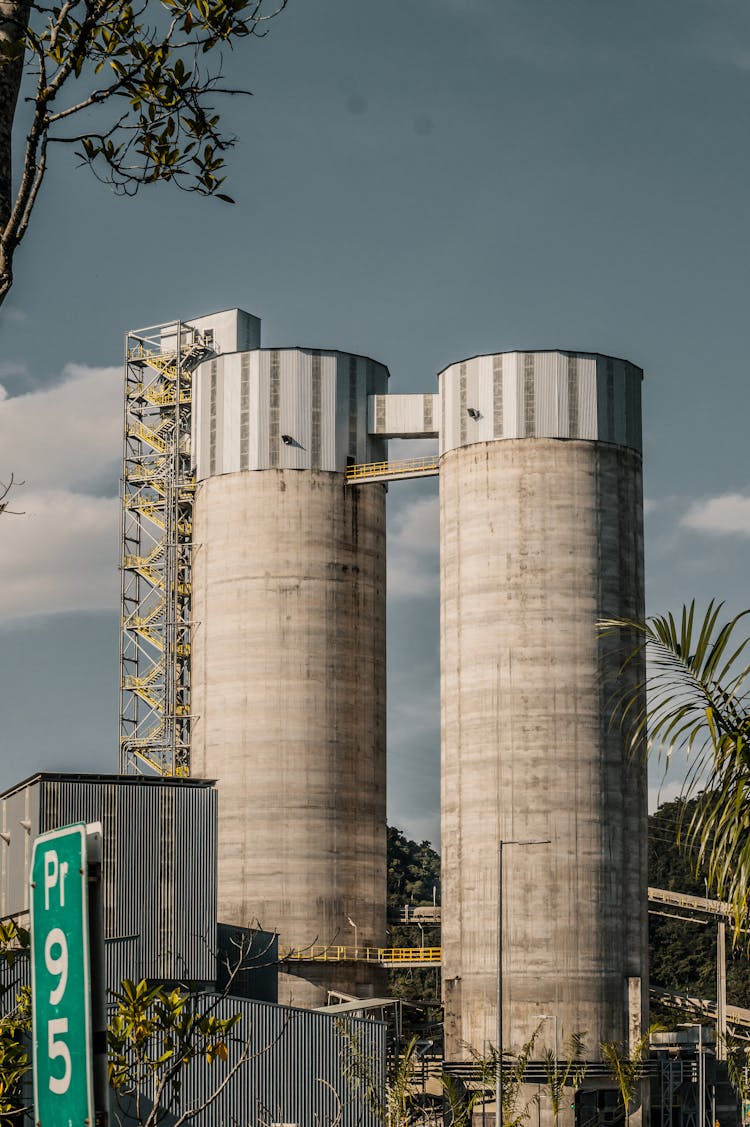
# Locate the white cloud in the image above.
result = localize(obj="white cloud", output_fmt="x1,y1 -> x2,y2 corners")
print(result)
0,364 -> 121,623
0,363 -> 121,491
387,494 -> 440,598
681,493 -> 750,538
0,489 -> 119,621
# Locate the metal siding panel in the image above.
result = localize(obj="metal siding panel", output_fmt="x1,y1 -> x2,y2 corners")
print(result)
192,358 -> 202,479
566,354 -> 577,439
268,350 -> 280,467
174,997 -> 385,1127
240,352 -> 251,471
459,362 -> 467,444
471,355 -> 493,443
493,355 -> 504,438
221,353 -> 241,474
596,356 -> 608,441
311,352 -> 322,470
249,351 -> 262,470
523,353 -> 535,438
277,350 -> 305,470
630,365 -> 643,451
44,778 -> 215,984
321,353 -> 338,470
257,352 -> 270,469
579,355 -> 599,439
533,352 -> 559,438
1,783 -> 40,915
334,354 -> 350,468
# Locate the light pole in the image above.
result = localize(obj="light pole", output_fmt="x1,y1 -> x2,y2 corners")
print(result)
497,838 -> 551,1127
347,915 -> 358,955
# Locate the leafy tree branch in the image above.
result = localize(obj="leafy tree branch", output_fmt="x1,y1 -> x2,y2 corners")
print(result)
0,0 -> 287,303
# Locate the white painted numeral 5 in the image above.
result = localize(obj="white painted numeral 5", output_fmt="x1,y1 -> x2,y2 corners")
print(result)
48,1018 -> 71,1095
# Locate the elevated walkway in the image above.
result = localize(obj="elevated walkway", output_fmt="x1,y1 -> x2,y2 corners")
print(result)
345,455 -> 439,484
283,944 -> 441,968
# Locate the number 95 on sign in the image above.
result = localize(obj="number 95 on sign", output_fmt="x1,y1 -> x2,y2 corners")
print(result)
31,824 -> 94,1127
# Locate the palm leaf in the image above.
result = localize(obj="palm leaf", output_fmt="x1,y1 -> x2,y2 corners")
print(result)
600,601 -> 750,939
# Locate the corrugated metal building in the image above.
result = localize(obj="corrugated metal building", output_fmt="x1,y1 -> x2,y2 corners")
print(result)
0,773 -> 217,986
1,959 -> 385,1127
0,772 -> 386,1127
148,995 -> 386,1127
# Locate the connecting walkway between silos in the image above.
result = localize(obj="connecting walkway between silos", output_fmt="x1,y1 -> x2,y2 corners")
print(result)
345,455 -> 439,484
283,945 -> 441,968
283,887 -> 743,978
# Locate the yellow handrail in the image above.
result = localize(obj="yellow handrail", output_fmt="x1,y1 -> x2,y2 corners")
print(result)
345,456 -> 439,482
283,945 -> 441,964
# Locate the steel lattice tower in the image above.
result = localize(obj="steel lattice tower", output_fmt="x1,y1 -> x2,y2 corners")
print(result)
119,320 -> 211,776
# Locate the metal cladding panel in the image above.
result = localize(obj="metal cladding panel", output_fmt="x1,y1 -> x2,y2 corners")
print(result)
578,355 -> 599,437
194,348 -> 388,477
171,996 -> 386,1127
220,353 -> 241,473
0,781 -> 40,917
533,351 -> 563,437
439,350 -> 643,454
186,309 -> 261,354
26,776 -> 217,985
367,392 -> 440,439
320,352 -> 339,469
335,352 -> 353,464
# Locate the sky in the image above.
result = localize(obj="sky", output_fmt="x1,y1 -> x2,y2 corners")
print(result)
2,0 -> 750,847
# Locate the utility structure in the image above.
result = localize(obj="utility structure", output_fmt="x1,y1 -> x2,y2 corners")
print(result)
121,308 -> 390,1006
436,350 -> 648,1077
119,311 -> 649,1055
120,319 -> 211,777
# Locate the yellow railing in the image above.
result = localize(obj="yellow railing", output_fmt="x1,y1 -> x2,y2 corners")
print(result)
345,456 -> 439,482
283,945 -> 441,964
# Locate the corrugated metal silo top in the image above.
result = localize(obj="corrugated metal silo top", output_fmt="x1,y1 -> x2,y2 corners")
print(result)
192,346 -> 389,477
438,349 -> 643,454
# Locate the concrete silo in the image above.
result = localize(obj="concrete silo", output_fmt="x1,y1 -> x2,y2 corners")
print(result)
438,351 -> 648,1076
189,319 -> 389,1007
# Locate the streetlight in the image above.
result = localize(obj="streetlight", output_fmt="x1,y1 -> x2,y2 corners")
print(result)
497,838 -> 551,1127
347,915 -> 358,955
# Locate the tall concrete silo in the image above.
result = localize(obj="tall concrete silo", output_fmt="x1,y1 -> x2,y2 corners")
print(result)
189,325 -> 389,1007
439,351 -> 648,1076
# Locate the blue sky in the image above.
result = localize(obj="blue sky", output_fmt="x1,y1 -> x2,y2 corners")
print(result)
2,0 -> 750,845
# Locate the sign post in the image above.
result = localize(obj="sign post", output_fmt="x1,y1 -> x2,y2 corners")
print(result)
30,823 -> 96,1127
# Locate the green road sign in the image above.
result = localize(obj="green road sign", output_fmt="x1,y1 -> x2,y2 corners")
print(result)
31,823 -> 95,1127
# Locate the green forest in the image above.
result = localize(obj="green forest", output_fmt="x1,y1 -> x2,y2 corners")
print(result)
388,800 -> 750,1013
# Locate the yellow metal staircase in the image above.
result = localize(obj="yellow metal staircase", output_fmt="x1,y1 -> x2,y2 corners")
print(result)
119,321 -> 212,779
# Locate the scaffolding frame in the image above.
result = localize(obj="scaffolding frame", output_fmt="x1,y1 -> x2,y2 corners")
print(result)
119,319 -> 211,777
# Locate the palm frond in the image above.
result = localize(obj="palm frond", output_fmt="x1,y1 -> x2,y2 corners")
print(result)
600,601 -> 750,939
